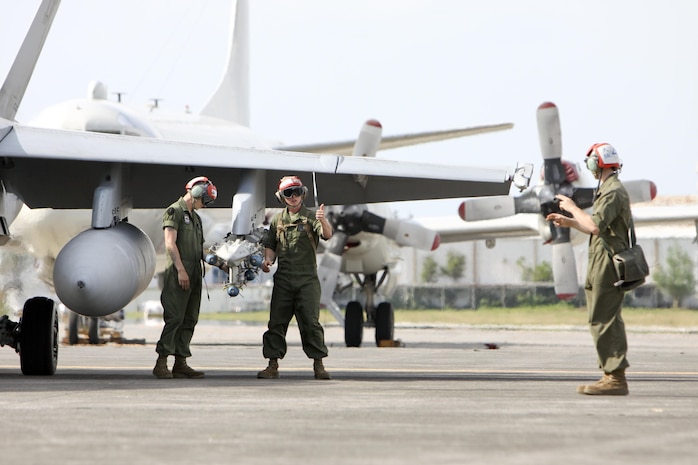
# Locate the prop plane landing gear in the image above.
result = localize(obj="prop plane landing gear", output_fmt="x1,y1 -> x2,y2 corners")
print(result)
65,310 -> 124,345
342,270 -> 395,347
67,312 -> 99,345
344,301 -> 363,347
0,297 -> 58,375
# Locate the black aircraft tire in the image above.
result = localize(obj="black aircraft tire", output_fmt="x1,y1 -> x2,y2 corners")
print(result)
88,317 -> 100,344
344,301 -> 364,347
374,302 -> 394,346
68,311 -> 79,345
19,297 -> 58,375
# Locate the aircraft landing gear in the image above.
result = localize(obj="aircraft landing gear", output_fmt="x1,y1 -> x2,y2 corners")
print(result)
0,297 -> 58,375
65,310 -> 124,345
342,270 -> 395,347
344,301 -> 364,347
374,302 -> 394,345
18,297 -> 59,375
67,312 -> 99,345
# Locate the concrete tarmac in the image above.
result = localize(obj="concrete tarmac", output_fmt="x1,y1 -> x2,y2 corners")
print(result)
1,321 -> 697,465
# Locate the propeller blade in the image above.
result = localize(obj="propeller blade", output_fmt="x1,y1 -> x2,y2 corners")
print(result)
624,180 -> 657,204
536,215 -> 553,243
548,221 -> 570,244
318,251 -> 343,306
351,120 -> 382,158
536,102 -> 562,161
513,190 -> 543,214
537,102 -> 569,187
459,189 -> 542,221
360,210 -> 439,250
383,218 -> 440,250
571,187 -> 596,210
459,196 -> 516,221
551,241 -> 578,300
318,231 -> 349,306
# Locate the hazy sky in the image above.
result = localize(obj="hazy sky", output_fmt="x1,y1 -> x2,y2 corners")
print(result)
3,0 -> 697,218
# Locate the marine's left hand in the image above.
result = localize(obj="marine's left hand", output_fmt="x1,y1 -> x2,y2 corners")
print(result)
555,194 -> 576,213
546,213 -> 569,227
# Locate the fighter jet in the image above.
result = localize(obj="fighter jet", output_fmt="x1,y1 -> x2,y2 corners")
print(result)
0,0 -> 529,374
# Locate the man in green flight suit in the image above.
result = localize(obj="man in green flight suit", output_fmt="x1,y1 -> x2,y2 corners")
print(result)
153,176 -> 218,379
257,176 -> 333,380
546,143 -> 631,396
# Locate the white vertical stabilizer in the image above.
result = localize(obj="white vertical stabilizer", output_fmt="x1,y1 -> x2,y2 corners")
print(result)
0,0 -> 61,122
200,0 -> 249,126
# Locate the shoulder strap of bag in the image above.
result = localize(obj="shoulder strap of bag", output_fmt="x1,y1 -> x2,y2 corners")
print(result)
304,220 -> 317,253
599,216 -> 636,256
628,217 -> 637,247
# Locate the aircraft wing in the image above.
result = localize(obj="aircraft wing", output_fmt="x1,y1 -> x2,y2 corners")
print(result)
413,214 -> 541,243
631,204 -> 698,225
0,120 -> 515,210
277,123 -> 514,155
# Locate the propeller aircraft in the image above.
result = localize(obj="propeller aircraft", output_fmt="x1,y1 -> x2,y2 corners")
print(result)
457,102 -> 698,299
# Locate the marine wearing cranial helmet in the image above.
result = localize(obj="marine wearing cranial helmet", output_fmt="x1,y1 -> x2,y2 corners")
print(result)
585,143 -> 622,178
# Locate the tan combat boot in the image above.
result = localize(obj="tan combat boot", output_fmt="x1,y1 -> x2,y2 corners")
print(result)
172,356 -> 205,379
313,359 -> 331,380
257,359 -> 279,379
577,369 -> 628,396
153,355 -> 173,379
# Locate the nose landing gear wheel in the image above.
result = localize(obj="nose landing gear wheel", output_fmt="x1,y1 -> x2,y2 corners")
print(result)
19,297 -> 58,375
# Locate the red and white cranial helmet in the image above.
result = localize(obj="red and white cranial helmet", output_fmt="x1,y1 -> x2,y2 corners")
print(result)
585,143 -> 622,170
278,176 -> 304,191
186,176 -> 217,206
276,176 -> 308,202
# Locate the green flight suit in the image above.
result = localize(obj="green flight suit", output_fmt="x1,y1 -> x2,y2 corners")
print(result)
585,174 -> 631,373
156,197 -> 204,359
260,205 -> 328,360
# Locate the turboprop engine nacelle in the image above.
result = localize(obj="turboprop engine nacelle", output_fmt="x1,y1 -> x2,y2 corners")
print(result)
53,222 -> 156,317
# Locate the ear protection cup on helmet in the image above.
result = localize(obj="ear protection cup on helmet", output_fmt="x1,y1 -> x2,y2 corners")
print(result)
585,155 -> 599,173
191,184 -> 206,198
185,176 -> 218,205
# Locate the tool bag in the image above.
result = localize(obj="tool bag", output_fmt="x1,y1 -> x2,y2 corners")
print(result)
603,218 -> 649,291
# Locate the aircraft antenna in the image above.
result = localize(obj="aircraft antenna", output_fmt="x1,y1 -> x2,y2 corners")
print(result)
312,172 -> 319,207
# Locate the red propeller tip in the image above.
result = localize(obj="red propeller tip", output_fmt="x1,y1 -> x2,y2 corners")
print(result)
649,181 -> 657,200
365,119 -> 382,128
458,202 -> 466,220
556,293 -> 576,301
431,234 -> 441,251
538,101 -> 557,110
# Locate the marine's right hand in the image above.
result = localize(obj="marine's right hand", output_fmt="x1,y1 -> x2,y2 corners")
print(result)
177,268 -> 190,290
262,259 -> 273,273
